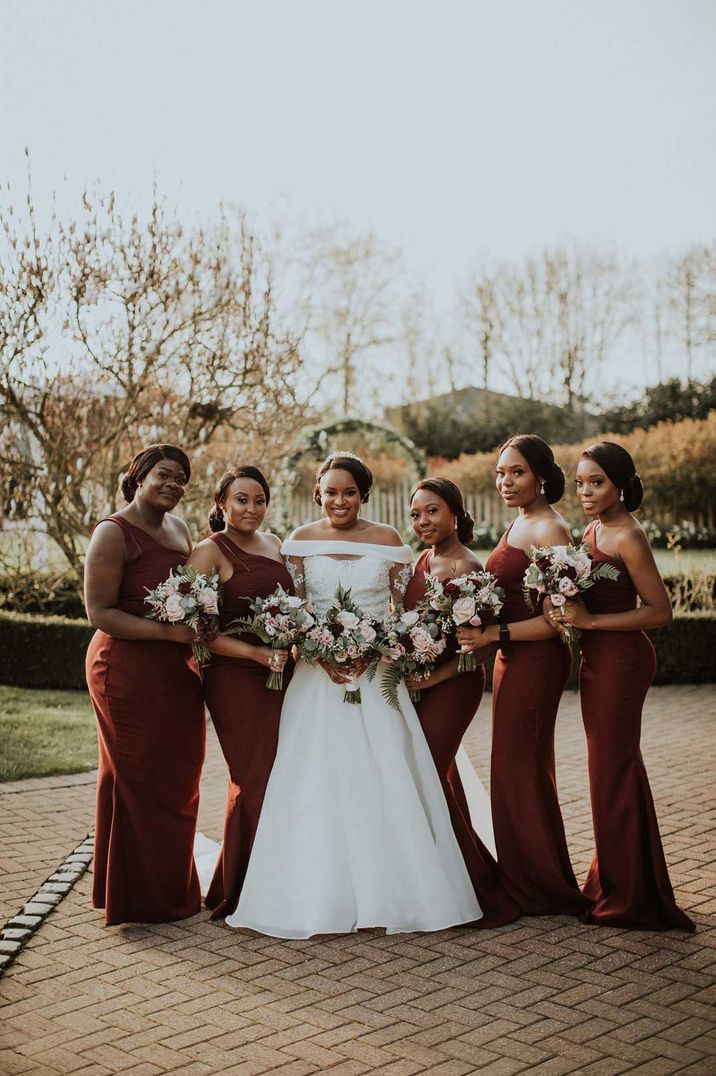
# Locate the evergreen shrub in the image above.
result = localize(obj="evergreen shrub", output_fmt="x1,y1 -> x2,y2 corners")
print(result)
0,611 -> 712,691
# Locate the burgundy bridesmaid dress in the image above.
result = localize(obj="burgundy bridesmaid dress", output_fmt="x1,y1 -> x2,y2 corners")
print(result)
486,525 -> 589,916
403,551 -> 519,928
579,521 -> 694,931
86,515 -> 205,925
202,534 -> 294,919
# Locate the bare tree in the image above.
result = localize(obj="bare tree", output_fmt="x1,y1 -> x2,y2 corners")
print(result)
462,268 -> 500,406
300,227 -> 402,415
663,244 -> 715,380
492,255 -> 554,401
0,186 -> 306,579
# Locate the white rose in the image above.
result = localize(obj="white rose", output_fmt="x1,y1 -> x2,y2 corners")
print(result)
336,610 -> 360,630
198,587 -> 218,614
284,595 -> 303,608
452,595 -> 476,626
411,626 -> 435,653
558,577 -> 579,596
551,593 -> 567,607
358,621 -> 377,643
164,593 -> 185,622
402,609 -> 420,627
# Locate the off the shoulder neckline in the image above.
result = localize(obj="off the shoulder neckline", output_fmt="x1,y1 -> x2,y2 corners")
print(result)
281,539 -> 413,564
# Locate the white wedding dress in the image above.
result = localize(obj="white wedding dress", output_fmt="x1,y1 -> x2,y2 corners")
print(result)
215,539 -> 485,939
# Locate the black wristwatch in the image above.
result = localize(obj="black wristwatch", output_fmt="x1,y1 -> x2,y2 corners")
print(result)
499,621 -> 511,650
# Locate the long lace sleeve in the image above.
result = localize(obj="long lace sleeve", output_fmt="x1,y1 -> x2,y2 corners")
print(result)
285,555 -> 306,600
389,560 -> 414,609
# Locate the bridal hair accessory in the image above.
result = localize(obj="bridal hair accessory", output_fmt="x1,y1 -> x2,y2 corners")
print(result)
325,450 -> 366,465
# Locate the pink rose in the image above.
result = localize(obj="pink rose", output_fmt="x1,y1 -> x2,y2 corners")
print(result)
198,587 -> 218,614
452,595 -> 476,626
411,626 -> 435,653
164,593 -> 185,622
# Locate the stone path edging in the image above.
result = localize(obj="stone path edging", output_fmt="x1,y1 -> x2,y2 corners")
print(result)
0,831 -> 94,977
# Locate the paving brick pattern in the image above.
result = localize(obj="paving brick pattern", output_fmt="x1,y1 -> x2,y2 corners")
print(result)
1,685 -> 714,1074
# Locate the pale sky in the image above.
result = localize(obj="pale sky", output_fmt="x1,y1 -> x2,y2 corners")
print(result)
2,0 -> 715,390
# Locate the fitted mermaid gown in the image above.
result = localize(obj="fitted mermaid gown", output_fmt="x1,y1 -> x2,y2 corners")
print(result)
404,551 -> 519,928
486,525 -> 589,916
579,520 -> 694,931
202,533 -> 295,919
86,515 -> 205,925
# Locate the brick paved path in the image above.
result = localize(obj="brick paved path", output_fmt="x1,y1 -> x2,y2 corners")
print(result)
1,685 -> 714,1074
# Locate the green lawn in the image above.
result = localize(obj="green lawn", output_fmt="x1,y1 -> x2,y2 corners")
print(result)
652,549 -> 716,573
0,685 -> 97,782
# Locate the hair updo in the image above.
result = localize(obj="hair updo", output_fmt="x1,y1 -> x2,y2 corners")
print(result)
410,478 -> 475,544
581,442 -> 644,511
208,466 -> 271,532
120,444 -> 191,503
313,453 -> 374,507
499,433 -> 565,503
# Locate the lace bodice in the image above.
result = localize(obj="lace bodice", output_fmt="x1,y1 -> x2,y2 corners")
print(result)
305,556 -> 392,619
281,539 -> 414,619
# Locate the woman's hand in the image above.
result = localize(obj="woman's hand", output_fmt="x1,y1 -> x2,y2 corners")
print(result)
318,658 -> 354,685
405,668 -> 444,692
543,596 -> 570,637
347,655 -> 374,679
255,647 -> 290,672
456,623 -> 497,654
197,615 -> 221,643
165,623 -> 199,645
555,599 -> 592,630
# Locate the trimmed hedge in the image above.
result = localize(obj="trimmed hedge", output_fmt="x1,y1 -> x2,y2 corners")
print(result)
0,612 -> 94,690
0,610 -> 714,692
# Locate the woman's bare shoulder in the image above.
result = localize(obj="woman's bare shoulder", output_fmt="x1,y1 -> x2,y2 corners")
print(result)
361,521 -> 405,546
287,522 -> 326,542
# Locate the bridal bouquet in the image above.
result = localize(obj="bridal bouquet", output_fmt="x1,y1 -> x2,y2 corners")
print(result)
144,564 -> 220,665
298,584 -> 380,704
424,570 -> 505,672
377,605 -> 447,709
225,584 -> 315,689
522,543 -> 619,643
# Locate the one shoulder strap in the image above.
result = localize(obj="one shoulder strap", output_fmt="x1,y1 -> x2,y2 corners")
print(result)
210,532 -> 252,572
97,515 -> 144,557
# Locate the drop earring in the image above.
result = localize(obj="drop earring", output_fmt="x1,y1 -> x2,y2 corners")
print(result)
619,490 -> 624,502
540,481 -> 546,496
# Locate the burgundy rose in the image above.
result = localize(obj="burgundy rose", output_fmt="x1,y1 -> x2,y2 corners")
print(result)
178,581 -> 192,594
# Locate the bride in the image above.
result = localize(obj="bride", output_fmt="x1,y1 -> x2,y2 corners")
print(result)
217,452 -> 485,938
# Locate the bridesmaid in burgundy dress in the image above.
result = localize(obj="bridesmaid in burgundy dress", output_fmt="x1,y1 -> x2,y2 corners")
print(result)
405,479 -> 520,928
457,435 -> 589,917
549,442 -> 694,931
186,466 -> 293,919
85,444 -> 205,925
